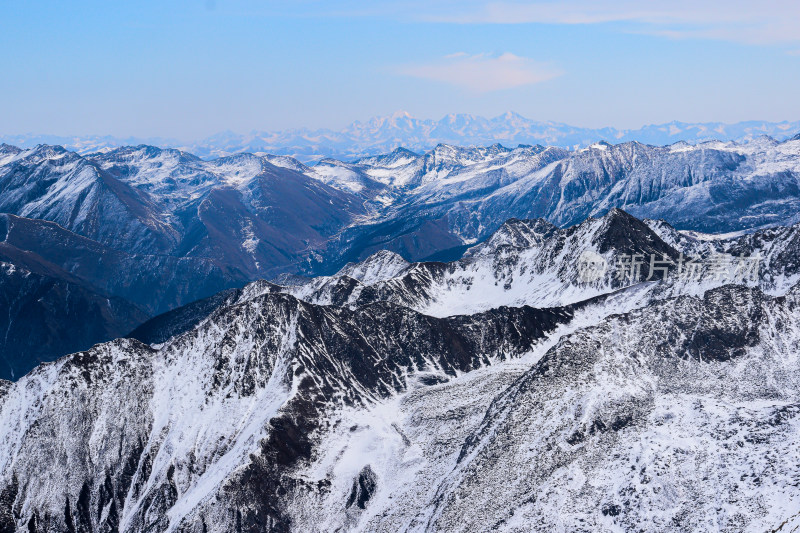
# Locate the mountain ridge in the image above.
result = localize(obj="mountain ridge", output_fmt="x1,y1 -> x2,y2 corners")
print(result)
3,113 -> 799,163
3,134 -> 800,379
3,230 -> 800,531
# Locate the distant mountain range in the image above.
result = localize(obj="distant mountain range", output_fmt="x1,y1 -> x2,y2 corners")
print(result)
3,111 -> 800,162
2,133 -> 800,379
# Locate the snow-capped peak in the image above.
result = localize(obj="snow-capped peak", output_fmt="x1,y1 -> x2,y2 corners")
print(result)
335,250 -> 410,284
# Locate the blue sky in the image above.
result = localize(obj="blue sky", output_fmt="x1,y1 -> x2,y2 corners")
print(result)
2,0 -> 799,138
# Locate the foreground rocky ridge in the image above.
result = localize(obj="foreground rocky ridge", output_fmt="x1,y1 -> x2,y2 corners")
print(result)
0,293 -> 572,532
2,208 -> 800,531
288,285 -> 800,532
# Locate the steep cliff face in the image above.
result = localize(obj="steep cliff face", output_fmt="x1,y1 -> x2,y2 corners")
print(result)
3,275 -> 800,531
2,138 -> 800,531
0,291 -> 572,533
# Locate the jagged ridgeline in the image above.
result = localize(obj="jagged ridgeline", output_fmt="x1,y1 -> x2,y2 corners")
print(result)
0,293 -> 573,532
4,113 -> 799,161
2,202 -> 800,530
3,135 -> 800,379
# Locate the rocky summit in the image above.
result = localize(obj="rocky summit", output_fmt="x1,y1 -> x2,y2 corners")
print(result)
2,200 -> 800,530
3,136 -> 800,378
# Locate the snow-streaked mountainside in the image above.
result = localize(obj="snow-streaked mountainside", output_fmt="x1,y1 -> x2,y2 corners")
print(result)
3,134 -> 800,378
132,208 -> 800,338
0,294 -> 574,533
299,135 -> 800,264
0,143 -> 366,379
5,135 -> 800,272
3,207 -> 800,532
3,112 -> 800,162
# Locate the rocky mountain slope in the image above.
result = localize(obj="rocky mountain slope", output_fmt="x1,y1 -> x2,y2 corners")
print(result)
0,144 -> 367,277
4,136 -> 800,276
381,284 -> 800,532
2,206 -> 800,531
326,136 -> 800,265
264,209 -> 797,322
2,134 -> 800,381
0,260 -> 147,380
0,144 -> 370,378
0,293 -> 573,532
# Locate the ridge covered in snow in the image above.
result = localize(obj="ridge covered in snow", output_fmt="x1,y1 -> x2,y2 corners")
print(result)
4,111 -> 800,532
3,113 -> 799,162
4,209 -> 800,531
3,133 -> 800,383
261,209 -> 798,319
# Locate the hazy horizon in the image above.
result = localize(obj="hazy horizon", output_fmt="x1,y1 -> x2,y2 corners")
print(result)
2,111 -> 799,144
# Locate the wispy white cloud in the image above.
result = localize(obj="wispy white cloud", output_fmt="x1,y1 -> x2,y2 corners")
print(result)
418,0 -> 800,46
395,52 -> 562,92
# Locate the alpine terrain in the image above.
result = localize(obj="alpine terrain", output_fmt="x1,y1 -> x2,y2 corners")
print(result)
2,203 -> 800,531
3,135 -> 800,377
7,0 -> 800,529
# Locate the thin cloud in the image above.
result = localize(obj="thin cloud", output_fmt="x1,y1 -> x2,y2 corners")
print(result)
420,1 -> 800,46
395,52 -> 562,92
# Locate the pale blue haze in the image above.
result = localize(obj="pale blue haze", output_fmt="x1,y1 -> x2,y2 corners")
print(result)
2,0 -> 799,138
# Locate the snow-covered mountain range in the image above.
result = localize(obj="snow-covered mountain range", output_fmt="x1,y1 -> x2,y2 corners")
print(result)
3,207 -> 800,531
4,112 -> 800,162
2,133 -> 800,379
